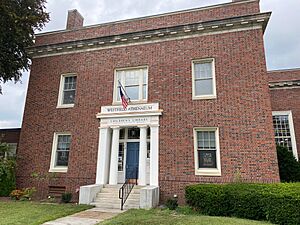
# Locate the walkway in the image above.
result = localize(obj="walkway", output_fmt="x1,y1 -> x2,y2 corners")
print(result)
43,207 -> 124,225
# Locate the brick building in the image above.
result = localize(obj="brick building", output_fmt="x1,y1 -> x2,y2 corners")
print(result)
16,0 -> 299,208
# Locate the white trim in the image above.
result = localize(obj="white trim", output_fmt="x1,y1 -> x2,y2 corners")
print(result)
57,73 -> 77,108
113,66 -> 149,104
32,26 -> 262,59
36,0 -> 257,37
49,132 -> 71,173
272,111 -> 298,160
192,58 -> 217,100
193,127 -> 221,176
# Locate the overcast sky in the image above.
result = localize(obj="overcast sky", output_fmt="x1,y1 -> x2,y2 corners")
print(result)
0,0 -> 299,128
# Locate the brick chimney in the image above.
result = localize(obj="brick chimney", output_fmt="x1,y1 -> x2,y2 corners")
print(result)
66,9 -> 84,30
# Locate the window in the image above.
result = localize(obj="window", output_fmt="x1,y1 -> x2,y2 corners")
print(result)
114,67 -> 148,103
192,59 -> 216,99
194,128 -> 221,176
0,143 -> 17,159
272,111 -> 298,160
49,133 -> 71,172
57,74 -> 77,108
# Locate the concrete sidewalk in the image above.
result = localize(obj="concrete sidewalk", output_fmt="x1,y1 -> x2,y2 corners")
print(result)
42,208 -> 125,225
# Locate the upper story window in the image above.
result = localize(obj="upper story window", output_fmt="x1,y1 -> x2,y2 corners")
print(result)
272,111 -> 298,160
114,67 -> 148,103
57,74 -> 77,108
192,59 -> 216,100
49,133 -> 71,173
194,127 -> 221,176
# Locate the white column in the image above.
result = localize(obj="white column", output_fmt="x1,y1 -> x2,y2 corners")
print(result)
150,125 -> 159,186
96,127 -> 111,184
109,126 -> 120,185
138,125 -> 148,186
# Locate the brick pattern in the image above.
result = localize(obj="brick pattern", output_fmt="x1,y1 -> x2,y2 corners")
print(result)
269,69 -> 300,158
268,69 -> 300,82
17,1 -> 280,203
35,0 -> 259,46
0,129 -> 21,144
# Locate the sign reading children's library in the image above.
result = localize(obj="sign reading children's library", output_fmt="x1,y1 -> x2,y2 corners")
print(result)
101,103 -> 159,114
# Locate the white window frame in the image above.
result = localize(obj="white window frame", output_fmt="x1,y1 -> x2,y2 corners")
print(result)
192,58 -> 217,100
272,111 -> 298,160
57,73 -> 77,108
49,132 -> 71,173
193,127 -> 221,176
113,66 -> 148,104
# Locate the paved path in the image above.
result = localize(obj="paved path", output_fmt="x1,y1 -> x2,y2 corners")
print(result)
43,208 -> 125,225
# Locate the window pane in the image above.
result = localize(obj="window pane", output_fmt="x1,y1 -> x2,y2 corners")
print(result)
125,70 -> 139,85
63,90 -> 76,104
194,62 -> 212,79
118,143 -> 124,171
56,151 -> 69,166
125,86 -> 139,100
119,128 -> 125,139
195,79 -> 213,96
273,115 -> 294,152
128,128 -> 140,139
143,69 -> 147,84
198,150 -> 217,168
64,76 -> 77,90
147,142 -> 150,158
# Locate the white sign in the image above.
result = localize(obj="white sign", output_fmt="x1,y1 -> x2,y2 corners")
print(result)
101,103 -> 159,114
108,117 -> 151,125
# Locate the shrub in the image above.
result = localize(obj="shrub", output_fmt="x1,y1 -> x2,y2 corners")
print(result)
0,158 -> 16,196
165,197 -> 178,210
185,183 -> 300,225
10,187 -> 36,200
61,192 -> 72,203
277,145 -> 300,182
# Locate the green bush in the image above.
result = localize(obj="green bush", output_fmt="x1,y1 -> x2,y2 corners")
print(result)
61,192 -> 72,203
165,197 -> 178,210
277,145 -> 300,182
185,183 -> 300,225
0,158 -> 16,196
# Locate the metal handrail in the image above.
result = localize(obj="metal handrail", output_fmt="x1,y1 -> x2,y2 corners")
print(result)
118,167 -> 138,210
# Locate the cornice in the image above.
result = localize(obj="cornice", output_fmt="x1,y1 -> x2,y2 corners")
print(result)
269,80 -> 300,90
28,12 -> 271,59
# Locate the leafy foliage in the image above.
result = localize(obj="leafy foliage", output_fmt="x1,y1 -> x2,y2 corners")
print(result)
165,197 -> 178,210
0,157 -> 16,196
277,145 -> 300,182
185,183 -> 300,225
10,187 -> 36,200
61,192 -> 72,203
0,0 -> 49,93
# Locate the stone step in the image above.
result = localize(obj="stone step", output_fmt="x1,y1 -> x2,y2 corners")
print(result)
96,192 -> 140,198
100,188 -> 141,194
93,198 -> 140,204
91,202 -> 140,210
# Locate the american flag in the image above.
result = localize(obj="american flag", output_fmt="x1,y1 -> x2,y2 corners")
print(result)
119,83 -> 129,109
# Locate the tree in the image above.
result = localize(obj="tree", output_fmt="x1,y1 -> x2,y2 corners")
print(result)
276,145 -> 300,182
0,0 -> 49,93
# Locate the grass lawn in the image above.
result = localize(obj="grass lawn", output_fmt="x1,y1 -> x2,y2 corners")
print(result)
0,201 -> 92,225
100,208 -> 273,225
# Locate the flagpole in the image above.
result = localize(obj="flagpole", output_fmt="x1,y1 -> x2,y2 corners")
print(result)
118,80 -> 131,102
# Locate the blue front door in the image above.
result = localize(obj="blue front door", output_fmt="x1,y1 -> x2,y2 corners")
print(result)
126,142 -> 139,179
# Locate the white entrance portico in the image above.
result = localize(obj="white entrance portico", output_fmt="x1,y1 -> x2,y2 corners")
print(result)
95,103 -> 162,186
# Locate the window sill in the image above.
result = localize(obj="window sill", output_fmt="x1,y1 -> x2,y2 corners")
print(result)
112,100 -> 148,105
56,104 -> 74,109
192,95 -> 217,100
195,169 -> 221,176
49,167 -> 68,173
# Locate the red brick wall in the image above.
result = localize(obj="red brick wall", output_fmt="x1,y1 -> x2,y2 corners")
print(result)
17,25 -> 280,202
0,129 -> 21,144
35,0 -> 260,46
269,69 -> 300,158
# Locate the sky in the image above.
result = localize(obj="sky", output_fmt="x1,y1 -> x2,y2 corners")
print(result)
0,0 -> 299,128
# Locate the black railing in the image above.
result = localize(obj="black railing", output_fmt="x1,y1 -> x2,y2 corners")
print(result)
118,167 -> 138,210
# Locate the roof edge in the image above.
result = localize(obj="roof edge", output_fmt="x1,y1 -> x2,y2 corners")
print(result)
36,0 -> 258,37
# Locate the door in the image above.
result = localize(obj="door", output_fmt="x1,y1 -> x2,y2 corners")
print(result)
126,142 -> 139,179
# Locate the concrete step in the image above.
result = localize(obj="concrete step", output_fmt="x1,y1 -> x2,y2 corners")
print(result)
96,192 -> 140,198
93,198 -> 139,204
91,202 -> 140,210
100,189 -> 141,194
